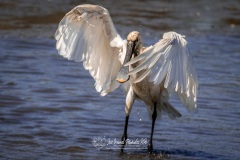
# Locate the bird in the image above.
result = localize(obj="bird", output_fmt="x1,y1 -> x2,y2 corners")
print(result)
55,4 -> 198,153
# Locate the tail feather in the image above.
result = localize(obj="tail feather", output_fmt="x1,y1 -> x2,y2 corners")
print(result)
160,102 -> 181,119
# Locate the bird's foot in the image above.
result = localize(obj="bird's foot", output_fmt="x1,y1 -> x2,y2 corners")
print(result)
121,135 -> 127,153
147,143 -> 153,154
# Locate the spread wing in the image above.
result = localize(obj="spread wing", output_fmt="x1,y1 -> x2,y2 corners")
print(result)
55,4 -> 125,96
125,32 -> 198,111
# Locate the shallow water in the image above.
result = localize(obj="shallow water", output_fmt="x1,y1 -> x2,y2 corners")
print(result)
0,0 -> 240,160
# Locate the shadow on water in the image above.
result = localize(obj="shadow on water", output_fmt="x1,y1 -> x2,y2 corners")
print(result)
102,148 -> 226,160
57,148 -> 224,160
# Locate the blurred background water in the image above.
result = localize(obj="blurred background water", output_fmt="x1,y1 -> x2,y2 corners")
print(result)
0,0 -> 239,159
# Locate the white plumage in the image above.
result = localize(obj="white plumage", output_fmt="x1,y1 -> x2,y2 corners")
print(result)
55,4 -> 198,152
125,32 -> 198,111
55,4 -> 124,96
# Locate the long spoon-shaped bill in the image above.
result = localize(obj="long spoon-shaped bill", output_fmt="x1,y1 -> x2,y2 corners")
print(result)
116,40 -> 135,83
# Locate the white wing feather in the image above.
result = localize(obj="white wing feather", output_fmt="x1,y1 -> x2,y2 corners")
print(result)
55,4 -> 125,96
126,32 -> 198,111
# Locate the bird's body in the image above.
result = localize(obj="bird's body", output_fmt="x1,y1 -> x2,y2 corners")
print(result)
55,4 -> 198,152
124,53 -> 176,117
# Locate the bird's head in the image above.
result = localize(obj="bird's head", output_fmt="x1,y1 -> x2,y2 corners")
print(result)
116,31 -> 142,83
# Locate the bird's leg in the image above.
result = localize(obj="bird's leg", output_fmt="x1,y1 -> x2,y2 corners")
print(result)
148,102 -> 157,153
121,86 -> 135,153
121,115 -> 129,152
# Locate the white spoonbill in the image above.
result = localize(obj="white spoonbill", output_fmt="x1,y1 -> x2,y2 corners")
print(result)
55,4 -> 198,153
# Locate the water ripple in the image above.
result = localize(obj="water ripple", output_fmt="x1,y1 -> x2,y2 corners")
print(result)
0,1 -> 240,159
